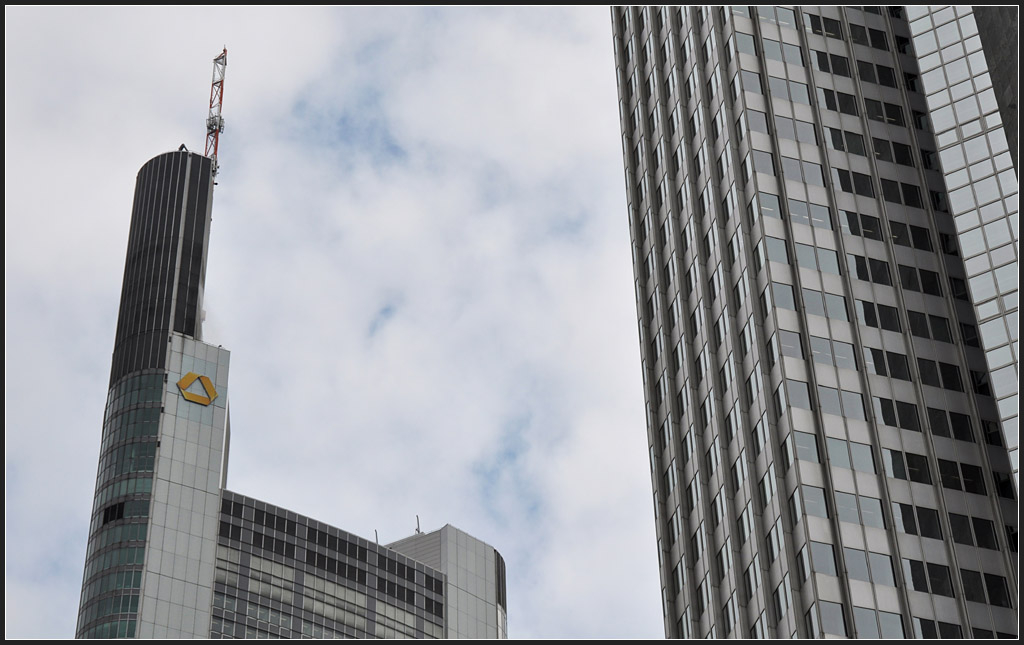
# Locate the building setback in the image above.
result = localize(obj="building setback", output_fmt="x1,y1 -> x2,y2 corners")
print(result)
612,6 -> 1017,639
905,6 -> 1019,485
76,149 -> 506,639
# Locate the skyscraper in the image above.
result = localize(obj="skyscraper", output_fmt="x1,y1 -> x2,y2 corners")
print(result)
77,129 -> 506,639
612,6 -> 1017,639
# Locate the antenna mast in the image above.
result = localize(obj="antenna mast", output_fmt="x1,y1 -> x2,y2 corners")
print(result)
205,48 -> 228,174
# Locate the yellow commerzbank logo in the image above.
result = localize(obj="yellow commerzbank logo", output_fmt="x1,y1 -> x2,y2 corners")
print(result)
177,372 -> 218,406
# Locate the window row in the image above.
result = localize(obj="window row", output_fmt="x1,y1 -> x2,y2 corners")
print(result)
733,32 -> 804,67
788,431 -> 875,473
766,282 -> 849,320
735,69 -> 811,106
917,356 -> 963,391
768,329 -> 858,371
882,448 -> 933,485
847,253 -> 891,285
856,59 -> 900,88
907,309 -> 956,343
849,22 -> 890,51
832,168 -> 876,197
880,178 -> 924,208
871,396 -> 922,431
755,236 -> 841,275
776,379 -> 866,420
852,607 -> 905,639
805,13 -> 844,40
913,618 -> 962,639
755,191 -> 834,231
949,512 -> 1002,550
902,559 -> 954,597
856,300 -> 902,332
802,540 -> 896,587
897,263 -> 943,296
746,111 -> 817,147
863,347 -> 909,380
826,128 -> 918,169
892,502 -> 944,540
905,559 -> 1012,607
790,484 -> 884,529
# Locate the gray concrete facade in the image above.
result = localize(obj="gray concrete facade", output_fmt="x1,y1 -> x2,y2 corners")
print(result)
390,525 -> 508,639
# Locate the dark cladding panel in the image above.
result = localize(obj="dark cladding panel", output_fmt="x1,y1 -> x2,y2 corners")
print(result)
495,549 -> 507,610
174,155 -> 213,337
109,151 -> 214,386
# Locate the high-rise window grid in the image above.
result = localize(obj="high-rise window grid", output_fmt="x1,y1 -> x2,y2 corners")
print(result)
614,5 -> 1018,639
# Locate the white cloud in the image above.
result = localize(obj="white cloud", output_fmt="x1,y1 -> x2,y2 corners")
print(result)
5,7 -> 661,638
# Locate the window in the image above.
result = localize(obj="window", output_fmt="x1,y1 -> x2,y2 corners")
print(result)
919,358 -> 941,387
743,556 -> 762,601
832,169 -> 875,197
850,23 -> 869,46
860,496 -> 884,528
927,563 -> 954,597
818,385 -> 842,415
776,329 -> 803,360
984,574 -> 1011,608
856,300 -> 901,332
949,512 -> 974,545
819,600 -> 848,637
827,128 -> 867,156
770,282 -> 796,311
806,14 -> 841,39
861,214 -> 883,240
903,559 -> 928,592
902,452 -> 930,484
824,292 -> 848,320
960,463 -> 986,494
787,379 -> 812,409
850,443 -> 874,472
869,552 -> 896,586
802,485 -> 828,518
773,575 -> 792,623
835,492 -> 859,523
973,517 -> 999,550
845,547 -> 870,581
917,507 -> 942,539
960,568 -> 986,603
857,59 -> 876,83
810,541 -> 837,576
884,102 -> 905,126
878,353 -> 908,382
786,198 -> 832,229
913,618 -> 962,639
894,407 -> 922,438
795,431 -> 820,462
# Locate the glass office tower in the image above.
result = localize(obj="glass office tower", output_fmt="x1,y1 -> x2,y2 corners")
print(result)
77,149 -> 507,639
612,6 -> 1017,639
77,150 -> 225,639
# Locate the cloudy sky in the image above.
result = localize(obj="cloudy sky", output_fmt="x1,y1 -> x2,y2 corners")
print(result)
5,7 -> 662,638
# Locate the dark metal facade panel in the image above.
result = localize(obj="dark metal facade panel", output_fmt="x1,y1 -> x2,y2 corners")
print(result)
109,151 -> 214,386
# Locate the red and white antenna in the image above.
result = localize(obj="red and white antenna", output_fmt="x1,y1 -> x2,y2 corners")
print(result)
205,48 -> 228,174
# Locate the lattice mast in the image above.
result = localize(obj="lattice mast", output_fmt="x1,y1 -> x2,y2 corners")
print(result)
205,48 -> 228,174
